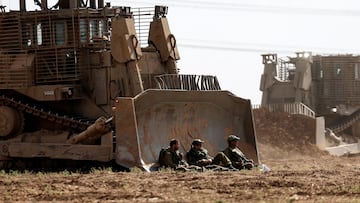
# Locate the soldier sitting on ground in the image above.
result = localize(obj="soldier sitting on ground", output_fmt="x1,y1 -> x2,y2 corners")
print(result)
186,138 -> 237,170
158,139 -> 189,170
223,135 -> 254,170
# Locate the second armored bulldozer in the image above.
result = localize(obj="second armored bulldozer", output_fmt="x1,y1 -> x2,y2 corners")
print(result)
260,52 -> 360,154
0,0 -> 258,170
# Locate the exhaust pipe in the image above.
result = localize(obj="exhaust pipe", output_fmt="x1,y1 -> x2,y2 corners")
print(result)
90,0 -> 96,9
41,0 -> 48,10
20,0 -> 26,11
98,0 -> 104,8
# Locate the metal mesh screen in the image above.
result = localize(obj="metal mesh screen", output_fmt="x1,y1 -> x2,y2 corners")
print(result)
132,7 -> 154,47
0,9 -> 110,85
0,51 -> 33,88
155,74 -> 221,90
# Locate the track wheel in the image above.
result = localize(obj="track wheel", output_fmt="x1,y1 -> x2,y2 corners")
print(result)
0,106 -> 24,138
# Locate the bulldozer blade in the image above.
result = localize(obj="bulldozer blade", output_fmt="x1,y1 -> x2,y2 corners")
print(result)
114,89 -> 259,171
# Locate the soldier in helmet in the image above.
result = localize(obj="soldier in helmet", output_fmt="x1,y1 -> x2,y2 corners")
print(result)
222,135 -> 254,170
186,138 -> 237,170
186,139 -> 212,166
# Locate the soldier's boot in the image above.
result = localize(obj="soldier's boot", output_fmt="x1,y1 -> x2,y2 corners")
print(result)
243,162 -> 254,170
175,166 -> 189,172
227,164 -> 239,171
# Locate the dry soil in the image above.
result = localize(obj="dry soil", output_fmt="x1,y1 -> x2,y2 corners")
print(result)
0,108 -> 359,202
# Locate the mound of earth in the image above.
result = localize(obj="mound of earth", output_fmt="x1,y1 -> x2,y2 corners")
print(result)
253,108 -> 328,160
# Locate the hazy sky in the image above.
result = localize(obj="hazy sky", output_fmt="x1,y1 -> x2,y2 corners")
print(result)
2,0 -> 360,104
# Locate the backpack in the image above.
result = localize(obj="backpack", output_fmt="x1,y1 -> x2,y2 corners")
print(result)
158,148 -> 167,167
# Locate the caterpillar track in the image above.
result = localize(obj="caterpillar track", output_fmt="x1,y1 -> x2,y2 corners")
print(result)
0,95 -> 92,136
328,109 -> 360,134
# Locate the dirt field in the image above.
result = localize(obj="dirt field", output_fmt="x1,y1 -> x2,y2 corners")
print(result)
0,109 -> 359,202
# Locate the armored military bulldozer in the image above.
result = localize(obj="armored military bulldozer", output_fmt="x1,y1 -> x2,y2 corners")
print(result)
0,0 -> 258,171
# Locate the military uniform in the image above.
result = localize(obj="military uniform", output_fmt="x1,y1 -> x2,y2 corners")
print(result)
186,147 -> 211,166
223,135 -> 254,170
163,147 -> 187,169
223,147 -> 246,161
212,152 -> 233,167
186,139 -> 233,168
